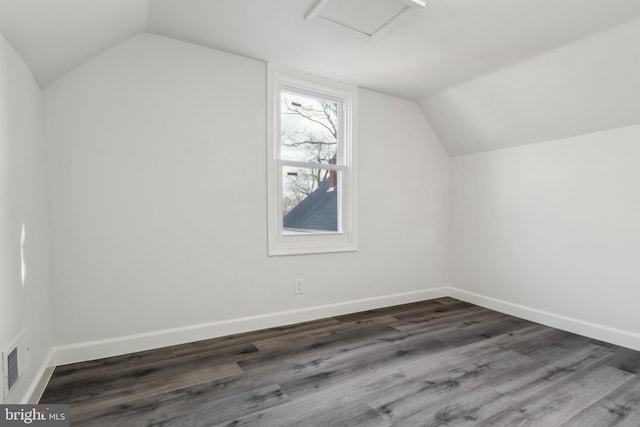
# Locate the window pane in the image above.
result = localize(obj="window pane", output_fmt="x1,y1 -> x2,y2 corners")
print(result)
280,91 -> 339,164
282,166 -> 339,233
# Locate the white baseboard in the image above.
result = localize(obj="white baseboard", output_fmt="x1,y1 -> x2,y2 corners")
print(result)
54,288 -> 448,366
36,286 -> 640,398
22,348 -> 55,404
449,287 -> 640,352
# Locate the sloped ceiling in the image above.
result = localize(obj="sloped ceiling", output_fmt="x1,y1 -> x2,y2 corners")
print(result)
0,0 -> 148,87
420,18 -> 640,155
1,0 -> 640,155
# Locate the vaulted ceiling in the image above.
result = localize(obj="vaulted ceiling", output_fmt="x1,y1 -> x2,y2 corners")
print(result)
1,0 -> 640,155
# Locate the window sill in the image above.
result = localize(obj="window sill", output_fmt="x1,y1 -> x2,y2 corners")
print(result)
268,235 -> 357,256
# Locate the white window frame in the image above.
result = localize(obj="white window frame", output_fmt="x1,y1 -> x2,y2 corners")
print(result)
267,65 -> 357,256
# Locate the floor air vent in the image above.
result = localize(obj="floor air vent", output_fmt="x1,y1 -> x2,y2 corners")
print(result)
7,347 -> 19,391
3,329 -> 30,400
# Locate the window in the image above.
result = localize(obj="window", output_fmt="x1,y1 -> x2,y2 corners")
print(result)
267,66 -> 357,256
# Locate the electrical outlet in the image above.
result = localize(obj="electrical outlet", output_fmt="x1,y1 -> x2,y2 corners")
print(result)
294,278 -> 304,295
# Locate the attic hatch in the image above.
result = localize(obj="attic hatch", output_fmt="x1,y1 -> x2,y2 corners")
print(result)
305,0 -> 426,41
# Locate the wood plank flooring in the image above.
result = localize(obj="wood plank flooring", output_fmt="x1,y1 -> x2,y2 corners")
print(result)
40,298 -> 640,426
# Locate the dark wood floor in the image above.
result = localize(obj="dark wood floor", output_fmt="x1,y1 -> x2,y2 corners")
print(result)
41,298 -> 640,426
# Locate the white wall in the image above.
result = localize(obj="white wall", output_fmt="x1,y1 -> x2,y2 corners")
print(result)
450,124 -> 640,349
421,17 -> 640,156
0,32 -> 53,402
44,34 -> 450,362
